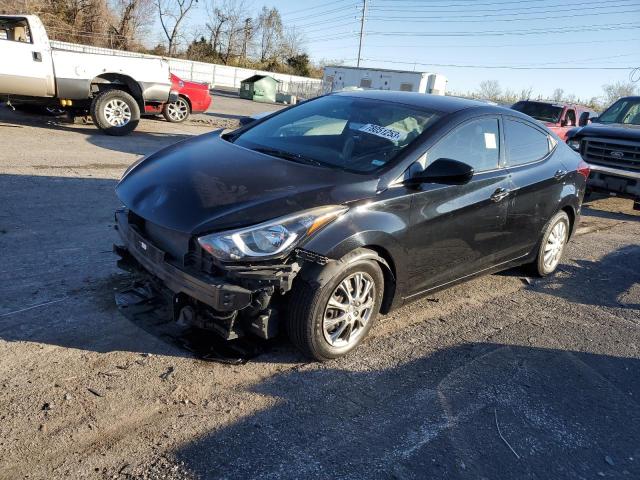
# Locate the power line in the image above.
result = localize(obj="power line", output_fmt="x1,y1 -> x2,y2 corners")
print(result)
369,0 -> 639,14
356,37 -> 640,50
283,3 -> 359,23
358,57 -> 635,70
366,22 -> 640,37
367,5 -> 640,22
279,0 -> 355,17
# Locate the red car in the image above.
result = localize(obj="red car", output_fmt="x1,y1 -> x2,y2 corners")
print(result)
145,73 -> 212,123
511,100 -> 597,141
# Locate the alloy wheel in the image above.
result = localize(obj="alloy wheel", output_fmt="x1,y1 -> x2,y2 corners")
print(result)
103,99 -> 131,127
323,272 -> 376,348
543,220 -> 567,271
166,98 -> 189,121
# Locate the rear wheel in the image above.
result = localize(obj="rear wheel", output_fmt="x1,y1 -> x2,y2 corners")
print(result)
162,96 -> 190,123
287,250 -> 384,361
530,211 -> 570,276
90,88 -> 140,136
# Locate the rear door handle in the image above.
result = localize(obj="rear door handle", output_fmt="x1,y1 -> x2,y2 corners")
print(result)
490,188 -> 510,202
554,169 -> 568,179
32,51 -> 42,62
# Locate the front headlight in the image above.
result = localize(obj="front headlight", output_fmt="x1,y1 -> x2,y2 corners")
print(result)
197,205 -> 348,262
567,139 -> 581,151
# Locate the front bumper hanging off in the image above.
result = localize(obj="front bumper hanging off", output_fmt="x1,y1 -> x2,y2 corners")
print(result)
113,208 -> 302,339
115,209 -> 253,312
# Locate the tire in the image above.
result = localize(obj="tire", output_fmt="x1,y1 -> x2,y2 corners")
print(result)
530,211 -> 570,277
90,88 -> 140,136
162,96 -> 190,123
287,249 -> 384,361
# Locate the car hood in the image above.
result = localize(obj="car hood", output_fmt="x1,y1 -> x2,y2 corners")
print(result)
116,132 -> 377,235
573,122 -> 640,141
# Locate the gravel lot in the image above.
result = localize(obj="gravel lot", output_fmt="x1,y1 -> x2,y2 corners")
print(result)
0,96 -> 639,480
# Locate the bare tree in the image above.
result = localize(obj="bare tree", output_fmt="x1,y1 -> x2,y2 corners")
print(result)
154,0 -> 198,56
257,6 -> 282,62
279,26 -> 305,62
552,88 -> 564,102
477,80 -> 502,101
206,6 -> 227,56
602,81 -> 638,105
109,0 -> 153,49
519,86 -> 533,101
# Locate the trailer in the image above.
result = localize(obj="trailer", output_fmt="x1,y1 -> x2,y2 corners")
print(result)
323,66 -> 447,95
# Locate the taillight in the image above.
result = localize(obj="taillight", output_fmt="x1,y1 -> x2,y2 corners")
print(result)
577,160 -> 590,179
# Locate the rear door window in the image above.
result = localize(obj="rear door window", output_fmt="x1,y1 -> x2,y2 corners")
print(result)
504,118 -> 551,166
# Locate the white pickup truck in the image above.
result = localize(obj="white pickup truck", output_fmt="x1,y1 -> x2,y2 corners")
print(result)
0,15 -> 176,135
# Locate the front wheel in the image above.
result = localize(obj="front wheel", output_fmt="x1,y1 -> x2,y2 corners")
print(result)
162,97 -> 190,123
531,211 -> 570,276
90,89 -> 140,136
287,250 -> 384,361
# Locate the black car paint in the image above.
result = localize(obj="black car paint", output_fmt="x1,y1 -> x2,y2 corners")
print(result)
567,121 -> 640,144
115,91 -> 585,338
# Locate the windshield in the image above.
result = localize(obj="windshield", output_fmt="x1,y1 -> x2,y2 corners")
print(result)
511,101 -> 563,123
597,98 -> 640,125
230,95 -> 441,173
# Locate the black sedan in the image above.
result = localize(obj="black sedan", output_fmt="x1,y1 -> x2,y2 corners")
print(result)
114,91 -> 590,361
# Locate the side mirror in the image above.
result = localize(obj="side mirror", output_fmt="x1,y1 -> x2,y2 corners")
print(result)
405,158 -> 474,187
590,116 -> 599,123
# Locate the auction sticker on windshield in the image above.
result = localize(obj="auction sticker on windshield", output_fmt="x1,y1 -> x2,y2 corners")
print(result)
359,124 -> 403,142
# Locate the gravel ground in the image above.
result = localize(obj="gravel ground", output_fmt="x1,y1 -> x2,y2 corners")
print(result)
0,98 -> 638,480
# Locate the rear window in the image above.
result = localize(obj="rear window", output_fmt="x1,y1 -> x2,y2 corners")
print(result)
231,95 -> 441,173
505,118 -> 551,166
512,101 -> 563,123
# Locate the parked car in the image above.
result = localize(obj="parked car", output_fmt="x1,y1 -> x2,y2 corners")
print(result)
114,91 -> 589,361
0,14 -> 176,135
144,73 -> 211,123
566,96 -> 640,210
511,100 -> 597,141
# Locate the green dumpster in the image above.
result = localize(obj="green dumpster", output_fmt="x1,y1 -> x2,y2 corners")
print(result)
239,74 -> 279,103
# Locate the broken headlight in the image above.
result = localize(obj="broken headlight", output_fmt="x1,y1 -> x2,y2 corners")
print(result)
197,205 -> 348,262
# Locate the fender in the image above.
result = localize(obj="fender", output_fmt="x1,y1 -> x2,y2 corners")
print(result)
300,201 -> 413,312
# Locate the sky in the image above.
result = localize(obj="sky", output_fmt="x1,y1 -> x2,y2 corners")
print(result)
152,0 -> 640,100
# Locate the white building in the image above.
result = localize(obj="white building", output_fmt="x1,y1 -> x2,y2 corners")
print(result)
323,66 -> 448,95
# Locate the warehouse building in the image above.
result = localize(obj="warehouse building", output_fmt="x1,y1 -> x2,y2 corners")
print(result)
323,66 -> 448,95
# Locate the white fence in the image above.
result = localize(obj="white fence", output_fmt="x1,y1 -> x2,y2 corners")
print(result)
50,41 -> 322,94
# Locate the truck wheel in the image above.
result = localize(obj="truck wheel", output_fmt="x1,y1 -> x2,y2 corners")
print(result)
90,89 -> 140,136
287,249 -> 384,361
162,97 -> 190,123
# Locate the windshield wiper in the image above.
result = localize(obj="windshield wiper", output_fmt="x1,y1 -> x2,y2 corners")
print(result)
252,147 -> 325,167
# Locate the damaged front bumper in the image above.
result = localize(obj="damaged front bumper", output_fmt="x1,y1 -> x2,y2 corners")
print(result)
113,208 -> 302,340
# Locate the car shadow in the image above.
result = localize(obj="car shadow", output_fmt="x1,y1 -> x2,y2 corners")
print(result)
532,244 -> 640,310
0,173 -> 300,362
0,105 -> 194,156
167,342 -> 640,479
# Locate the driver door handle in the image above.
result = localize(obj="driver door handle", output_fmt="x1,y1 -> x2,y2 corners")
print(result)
490,187 -> 510,202
554,169 -> 568,180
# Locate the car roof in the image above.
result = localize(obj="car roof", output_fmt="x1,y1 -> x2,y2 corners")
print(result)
331,90 -> 495,114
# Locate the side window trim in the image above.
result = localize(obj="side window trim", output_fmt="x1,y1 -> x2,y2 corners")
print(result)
423,114 -> 504,174
502,115 -> 554,168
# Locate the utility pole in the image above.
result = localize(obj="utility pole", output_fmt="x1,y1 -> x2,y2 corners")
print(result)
356,0 -> 368,68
